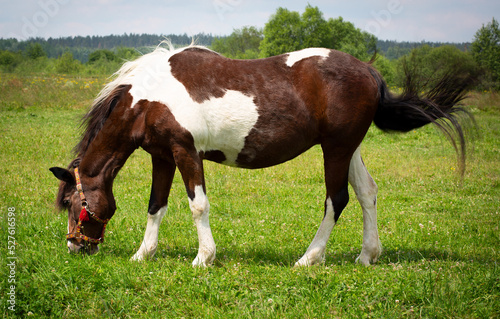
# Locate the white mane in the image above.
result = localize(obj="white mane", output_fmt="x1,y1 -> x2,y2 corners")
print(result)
91,40 -> 211,108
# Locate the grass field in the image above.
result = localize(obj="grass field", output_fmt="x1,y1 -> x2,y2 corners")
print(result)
1,74 -> 499,318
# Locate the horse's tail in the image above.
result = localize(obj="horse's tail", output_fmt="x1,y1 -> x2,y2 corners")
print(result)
369,62 -> 477,176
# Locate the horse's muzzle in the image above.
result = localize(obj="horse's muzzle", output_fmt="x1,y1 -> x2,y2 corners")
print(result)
67,240 -> 99,255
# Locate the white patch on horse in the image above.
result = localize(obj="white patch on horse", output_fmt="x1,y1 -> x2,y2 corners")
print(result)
67,221 -> 73,251
178,90 -> 259,166
107,45 -> 259,166
189,185 -> 216,267
67,240 -> 77,252
285,48 -> 331,67
295,197 -> 336,266
131,205 -> 168,261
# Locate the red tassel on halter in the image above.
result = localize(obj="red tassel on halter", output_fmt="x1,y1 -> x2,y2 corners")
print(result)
79,207 -> 89,222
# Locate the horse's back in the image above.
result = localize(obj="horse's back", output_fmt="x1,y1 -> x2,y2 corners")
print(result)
123,46 -> 379,168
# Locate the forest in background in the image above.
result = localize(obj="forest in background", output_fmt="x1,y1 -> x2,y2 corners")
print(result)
0,33 -> 469,62
0,33 -> 213,62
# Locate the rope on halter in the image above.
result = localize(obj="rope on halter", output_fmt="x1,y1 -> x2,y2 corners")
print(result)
66,167 -> 110,244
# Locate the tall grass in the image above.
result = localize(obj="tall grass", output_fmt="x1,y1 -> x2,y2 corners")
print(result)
468,91 -> 500,113
1,74 -> 499,318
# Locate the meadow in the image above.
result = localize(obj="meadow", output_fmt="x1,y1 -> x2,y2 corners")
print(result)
0,73 -> 499,318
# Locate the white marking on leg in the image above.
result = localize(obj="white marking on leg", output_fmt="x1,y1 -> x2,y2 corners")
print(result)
131,205 -> 168,261
67,222 -> 73,251
285,48 -> 331,67
295,197 -> 336,266
349,147 -> 382,266
189,185 -> 216,267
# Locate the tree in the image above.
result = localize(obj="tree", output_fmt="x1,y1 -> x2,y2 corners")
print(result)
260,6 -> 375,60
26,42 -> 46,59
0,50 -> 22,71
88,49 -> 119,64
56,51 -> 82,74
115,47 -> 140,61
384,45 -> 412,60
259,5 -> 335,56
394,45 -> 479,89
260,7 -> 302,57
300,5 -> 331,48
212,26 -> 263,59
371,54 -> 396,86
472,18 -> 500,89
328,17 -> 376,60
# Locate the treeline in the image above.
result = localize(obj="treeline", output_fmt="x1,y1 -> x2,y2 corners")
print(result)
0,33 -> 470,62
0,6 -> 498,89
377,40 -> 470,60
0,33 -> 214,62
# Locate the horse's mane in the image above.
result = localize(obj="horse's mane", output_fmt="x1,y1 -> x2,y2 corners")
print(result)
73,41 -> 213,159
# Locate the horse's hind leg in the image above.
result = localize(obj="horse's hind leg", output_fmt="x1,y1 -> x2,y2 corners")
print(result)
131,157 -> 176,261
295,144 -> 351,266
348,147 -> 382,265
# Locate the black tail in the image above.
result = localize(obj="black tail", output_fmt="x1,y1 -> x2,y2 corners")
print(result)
370,61 -> 477,176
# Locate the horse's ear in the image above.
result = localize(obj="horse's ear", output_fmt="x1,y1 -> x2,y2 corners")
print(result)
49,167 -> 75,185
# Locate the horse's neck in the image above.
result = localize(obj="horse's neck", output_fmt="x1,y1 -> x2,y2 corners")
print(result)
78,125 -> 138,182
80,149 -> 131,181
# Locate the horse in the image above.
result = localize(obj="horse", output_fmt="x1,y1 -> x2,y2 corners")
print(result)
50,43 -> 474,266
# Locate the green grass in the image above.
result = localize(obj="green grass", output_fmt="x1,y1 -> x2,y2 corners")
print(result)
1,74 -> 499,318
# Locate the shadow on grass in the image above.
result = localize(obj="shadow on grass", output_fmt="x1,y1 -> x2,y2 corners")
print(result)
100,241 -> 495,268
377,248 -> 494,265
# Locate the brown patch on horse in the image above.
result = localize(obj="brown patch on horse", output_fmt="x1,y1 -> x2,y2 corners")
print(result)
169,48 -> 341,168
139,100 -> 204,199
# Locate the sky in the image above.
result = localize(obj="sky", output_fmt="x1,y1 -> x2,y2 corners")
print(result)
0,0 -> 498,43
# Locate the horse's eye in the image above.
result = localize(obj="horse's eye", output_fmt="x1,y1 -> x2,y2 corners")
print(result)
63,199 -> 70,206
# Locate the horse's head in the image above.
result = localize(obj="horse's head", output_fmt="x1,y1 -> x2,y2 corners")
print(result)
49,164 -> 115,255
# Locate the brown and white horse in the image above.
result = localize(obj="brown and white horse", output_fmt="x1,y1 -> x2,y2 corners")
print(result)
50,43 -> 473,266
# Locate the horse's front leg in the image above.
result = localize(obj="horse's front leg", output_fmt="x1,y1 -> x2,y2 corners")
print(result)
174,147 -> 216,267
131,157 -> 176,261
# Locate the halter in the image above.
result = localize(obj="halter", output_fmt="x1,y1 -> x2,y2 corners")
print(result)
66,167 -> 110,244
